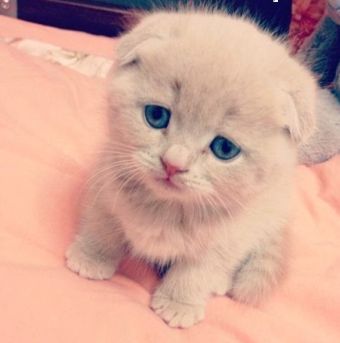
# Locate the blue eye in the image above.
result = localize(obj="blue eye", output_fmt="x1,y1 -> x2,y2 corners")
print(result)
144,105 -> 171,129
210,136 -> 241,160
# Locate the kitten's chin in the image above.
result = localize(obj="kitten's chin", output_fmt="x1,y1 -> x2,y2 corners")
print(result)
146,174 -> 189,200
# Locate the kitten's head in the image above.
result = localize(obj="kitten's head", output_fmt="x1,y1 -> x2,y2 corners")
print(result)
107,11 -> 316,213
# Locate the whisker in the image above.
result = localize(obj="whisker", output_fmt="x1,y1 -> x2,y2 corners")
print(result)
86,161 -> 139,187
89,164 -> 142,205
112,167 -> 144,210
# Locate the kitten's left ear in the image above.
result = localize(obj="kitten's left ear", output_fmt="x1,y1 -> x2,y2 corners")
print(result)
280,63 -> 317,144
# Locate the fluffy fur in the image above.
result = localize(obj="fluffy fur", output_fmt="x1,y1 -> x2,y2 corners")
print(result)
297,11 -> 340,165
66,10 -> 316,328
298,88 -> 340,164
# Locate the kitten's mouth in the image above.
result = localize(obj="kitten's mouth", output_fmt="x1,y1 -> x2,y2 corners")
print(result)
154,176 -> 183,191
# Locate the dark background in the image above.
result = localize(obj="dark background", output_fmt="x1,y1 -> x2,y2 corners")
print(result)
17,0 -> 292,37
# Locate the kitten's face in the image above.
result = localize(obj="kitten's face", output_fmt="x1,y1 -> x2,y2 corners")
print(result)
107,12 -> 315,211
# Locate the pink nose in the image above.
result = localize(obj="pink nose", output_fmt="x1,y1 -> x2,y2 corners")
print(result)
161,158 -> 186,177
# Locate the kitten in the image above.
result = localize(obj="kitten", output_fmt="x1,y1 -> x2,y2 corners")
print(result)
298,87 -> 340,165
66,10 -> 316,328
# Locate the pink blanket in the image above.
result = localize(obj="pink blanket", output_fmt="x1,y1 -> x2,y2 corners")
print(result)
1,17 -> 340,343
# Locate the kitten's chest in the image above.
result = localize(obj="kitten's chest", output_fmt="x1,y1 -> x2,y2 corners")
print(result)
116,205 -> 210,263
109,185 -> 218,262
124,221 -> 190,262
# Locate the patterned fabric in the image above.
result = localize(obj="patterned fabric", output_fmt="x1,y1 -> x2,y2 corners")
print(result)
0,37 -> 113,78
290,0 -> 326,51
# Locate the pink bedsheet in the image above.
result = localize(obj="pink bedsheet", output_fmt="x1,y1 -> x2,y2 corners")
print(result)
1,17 -> 340,343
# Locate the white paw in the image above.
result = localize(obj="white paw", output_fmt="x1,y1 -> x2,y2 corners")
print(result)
151,292 -> 205,328
65,243 -> 116,280
211,276 -> 232,296
212,283 -> 230,296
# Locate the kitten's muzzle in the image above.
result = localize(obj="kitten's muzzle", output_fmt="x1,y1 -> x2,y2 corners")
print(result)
160,157 -> 189,178
161,144 -> 191,178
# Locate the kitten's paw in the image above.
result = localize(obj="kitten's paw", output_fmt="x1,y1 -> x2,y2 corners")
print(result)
151,292 -> 205,328
229,254 -> 282,305
212,282 -> 231,296
229,269 -> 275,305
65,243 -> 116,280
229,279 -> 262,305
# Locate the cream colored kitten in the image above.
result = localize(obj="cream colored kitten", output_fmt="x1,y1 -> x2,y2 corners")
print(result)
66,11 -> 316,328
298,88 -> 340,165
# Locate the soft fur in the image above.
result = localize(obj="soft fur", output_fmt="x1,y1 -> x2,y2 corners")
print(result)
66,10 -> 316,328
298,88 -> 340,164
297,6 -> 340,165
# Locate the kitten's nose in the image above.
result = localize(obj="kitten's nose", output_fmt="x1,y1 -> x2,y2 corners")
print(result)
161,159 -> 185,177
161,144 -> 190,177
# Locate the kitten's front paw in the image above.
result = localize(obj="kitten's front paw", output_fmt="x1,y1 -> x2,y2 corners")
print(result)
66,243 -> 116,280
151,292 -> 205,328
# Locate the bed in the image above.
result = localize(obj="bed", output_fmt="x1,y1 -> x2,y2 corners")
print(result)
1,14 -> 340,343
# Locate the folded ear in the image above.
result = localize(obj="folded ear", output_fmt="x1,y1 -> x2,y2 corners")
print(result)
280,63 -> 317,144
116,33 -> 164,68
115,13 -> 173,68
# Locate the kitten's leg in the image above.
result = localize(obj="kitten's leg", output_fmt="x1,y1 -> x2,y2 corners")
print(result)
229,232 -> 286,305
150,252 -> 232,328
66,204 -> 125,280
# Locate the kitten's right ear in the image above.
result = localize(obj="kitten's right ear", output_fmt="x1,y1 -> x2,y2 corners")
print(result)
116,32 -> 164,68
116,34 -> 138,67
115,13 -> 173,68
